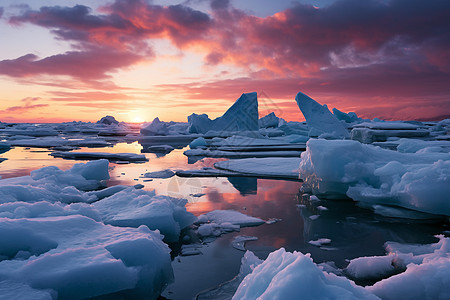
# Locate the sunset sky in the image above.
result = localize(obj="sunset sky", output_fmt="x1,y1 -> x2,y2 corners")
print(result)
0,0 -> 449,123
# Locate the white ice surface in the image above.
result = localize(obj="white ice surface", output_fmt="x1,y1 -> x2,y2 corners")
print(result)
93,188 -> 196,242
0,216 -> 172,299
299,139 -> 450,215
233,248 -> 378,300
143,169 -> 175,179
197,210 -> 265,227
215,157 -> 301,179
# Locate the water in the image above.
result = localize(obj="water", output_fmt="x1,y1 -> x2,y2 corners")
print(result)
0,142 -> 446,299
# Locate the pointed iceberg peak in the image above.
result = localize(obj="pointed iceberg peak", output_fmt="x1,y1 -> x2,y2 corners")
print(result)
188,92 -> 259,134
215,92 -> 259,132
295,92 -> 350,139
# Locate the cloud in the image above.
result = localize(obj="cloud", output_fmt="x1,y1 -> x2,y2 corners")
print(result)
0,46 -> 144,80
0,7 -> 4,19
1,0 -> 449,121
0,97 -> 48,114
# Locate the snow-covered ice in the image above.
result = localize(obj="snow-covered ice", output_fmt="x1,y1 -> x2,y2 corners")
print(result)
0,216 -> 173,299
196,210 -> 265,227
233,248 -> 378,300
299,139 -> 450,216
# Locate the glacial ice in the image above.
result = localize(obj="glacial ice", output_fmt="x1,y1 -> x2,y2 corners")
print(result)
295,92 -> 350,139
143,169 -> 175,179
197,210 -> 265,227
259,112 -> 280,128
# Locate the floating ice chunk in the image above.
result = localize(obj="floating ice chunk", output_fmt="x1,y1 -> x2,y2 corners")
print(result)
0,216 -> 173,299
140,117 -> 170,136
346,255 -> 398,280
395,139 -> 450,153
351,128 -> 429,144
197,223 -> 225,237
232,235 -> 258,251
259,112 -> 280,128
187,113 -> 214,134
299,139 -> 450,215
180,244 -> 202,256
197,210 -> 265,227
93,188 -> 196,242
0,280 -> 54,300
233,248 -> 378,299
295,92 -> 350,139
143,169 -> 175,179
145,145 -> 175,153
332,108 -> 361,123
97,115 -> 119,125
214,157 -> 301,180
353,122 -> 421,130
51,151 -> 148,162
189,137 -> 207,149
364,236 -> 450,299
184,148 -> 302,159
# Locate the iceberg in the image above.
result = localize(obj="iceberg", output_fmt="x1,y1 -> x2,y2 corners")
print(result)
50,151 -> 148,162
187,92 -> 258,134
259,112 -> 280,128
97,115 -> 119,125
295,92 -> 350,139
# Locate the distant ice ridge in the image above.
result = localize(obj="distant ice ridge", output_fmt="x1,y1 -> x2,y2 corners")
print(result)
232,236 -> 449,300
299,139 -> 450,216
0,159 -> 196,298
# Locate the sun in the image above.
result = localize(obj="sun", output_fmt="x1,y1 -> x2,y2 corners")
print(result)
130,114 -> 145,123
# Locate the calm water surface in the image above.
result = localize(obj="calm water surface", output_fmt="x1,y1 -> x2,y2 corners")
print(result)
0,142 -> 446,299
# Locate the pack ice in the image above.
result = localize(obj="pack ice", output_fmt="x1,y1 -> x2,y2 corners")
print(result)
0,159 -> 195,299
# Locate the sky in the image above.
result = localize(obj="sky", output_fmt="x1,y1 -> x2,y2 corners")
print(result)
0,0 -> 449,123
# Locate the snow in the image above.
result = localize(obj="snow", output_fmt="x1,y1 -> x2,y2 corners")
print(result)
215,157 -> 301,179
233,248 -> 378,300
299,139 -> 450,215
143,169 -> 175,179
346,255 -> 397,280
295,92 -> 350,139
51,151 -> 148,162
197,210 -> 265,227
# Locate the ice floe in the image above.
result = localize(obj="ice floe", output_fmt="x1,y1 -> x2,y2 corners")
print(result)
50,151 -> 148,162
299,139 -> 450,216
